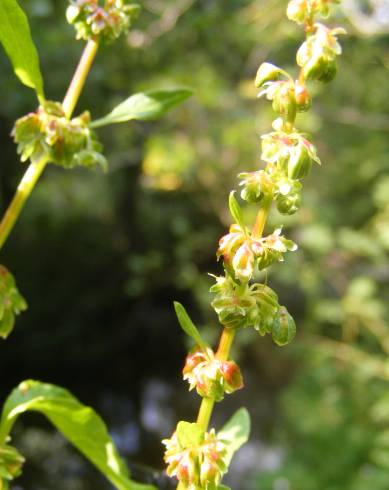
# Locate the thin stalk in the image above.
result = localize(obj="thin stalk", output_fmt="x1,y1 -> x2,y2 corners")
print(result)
62,39 -> 99,118
252,197 -> 271,238
0,40 -> 99,252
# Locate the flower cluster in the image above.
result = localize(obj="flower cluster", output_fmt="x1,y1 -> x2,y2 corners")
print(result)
0,266 -> 27,340
163,425 -> 227,490
66,0 -> 140,42
217,223 -> 297,281
297,23 -> 346,82
183,346 -> 243,401
12,101 -> 107,170
0,443 -> 25,489
210,275 -> 296,345
287,0 -> 341,25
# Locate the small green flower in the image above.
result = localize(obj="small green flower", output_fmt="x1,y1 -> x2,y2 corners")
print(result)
297,23 -> 346,82
238,170 -> 274,204
163,425 -> 227,489
66,0 -> 140,43
252,228 -> 298,270
261,129 -> 321,180
0,443 -> 25,488
217,224 -> 254,282
272,306 -> 296,345
0,266 -> 27,340
183,347 -> 243,401
275,178 -> 302,215
12,101 -> 107,171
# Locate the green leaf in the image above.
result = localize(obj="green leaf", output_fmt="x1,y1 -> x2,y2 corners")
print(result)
90,89 -> 193,128
0,380 -> 155,490
176,421 -> 204,449
0,0 -> 44,100
218,408 -> 250,466
174,302 -> 206,347
228,191 -> 246,230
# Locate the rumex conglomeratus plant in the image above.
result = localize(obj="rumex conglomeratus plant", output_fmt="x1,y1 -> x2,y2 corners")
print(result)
163,1 -> 346,488
0,0 -> 191,489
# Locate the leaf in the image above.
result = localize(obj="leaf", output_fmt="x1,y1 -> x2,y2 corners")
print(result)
0,380 -> 155,490
90,89 -> 193,128
176,422 -> 204,449
174,302 -> 206,347
228,191 -> 246,230
218,408 -> 250,466
0,0 -> 44,100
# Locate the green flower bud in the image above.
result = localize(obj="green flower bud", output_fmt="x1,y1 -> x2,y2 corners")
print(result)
252,228 -> 298,270
259,80 -> 297,119
0,444 -> 25,485
238,170 -> 273,204
183,347 -> 243,401
210,275 -> 258,330
255,62 -> 283,88
276,192 -> 301,215
12,102 -> 107,171
67,0 -> 140,43
297,23 -> 346,83
286,0 -> 309,24
271,306 -> 296,346
0,266 -> 27,340
163,427 -> 227,489
294,81 -> 311,112
261,130 -> 320,180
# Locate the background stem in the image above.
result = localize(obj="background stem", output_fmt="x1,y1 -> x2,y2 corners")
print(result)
0,39 -> 99,251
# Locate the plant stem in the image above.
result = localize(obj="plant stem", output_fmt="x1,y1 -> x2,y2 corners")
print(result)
62,39 -> 99,118
0,40 -> 99,252
252,197 -> 271,238
0,157 -> 48,251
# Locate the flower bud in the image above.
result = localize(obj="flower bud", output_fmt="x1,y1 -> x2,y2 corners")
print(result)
183,347 -> 243,401
255,63 -> 283,88
238,170 -> 273,204
261,131 -> 320,180
276,192 -> 301,215
163,428 -> 227,489
297,24 -> 346,83
259,80 -> 297,120
0,266 -> 27,340
220,360 -> 244,393
271,306 -> 296,346
294,81 -> 311,112
252,228 -> 298,270
0,444 -> 25,483
286,0 -> 309,24
67,0 -> 140,42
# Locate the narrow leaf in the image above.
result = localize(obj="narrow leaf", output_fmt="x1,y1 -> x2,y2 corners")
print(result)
218,408 -> 251,466
0,0 -> 44,100
228,191 -> 246,230
90,89 -> 193,128
174,302 -> 206,347
0,380 -> 155,490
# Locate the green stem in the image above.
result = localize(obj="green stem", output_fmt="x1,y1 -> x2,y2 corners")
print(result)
62,39 -> 99,118
0,40 -> 99,252
194,329 -> 236,433
252,197 -> 272,238
0,157 -> 48,250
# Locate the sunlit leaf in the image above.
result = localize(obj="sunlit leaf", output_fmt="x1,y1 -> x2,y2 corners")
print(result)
0,0 -> 44,100
218,407 -> 250,466
0,380 -> 155,490
90,89 -> 193,128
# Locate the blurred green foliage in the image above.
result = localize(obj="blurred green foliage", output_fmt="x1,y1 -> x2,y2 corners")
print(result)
0,1 -> 388,489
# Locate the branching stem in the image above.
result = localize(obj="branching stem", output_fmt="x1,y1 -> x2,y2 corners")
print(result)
0,39 -> 99,252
